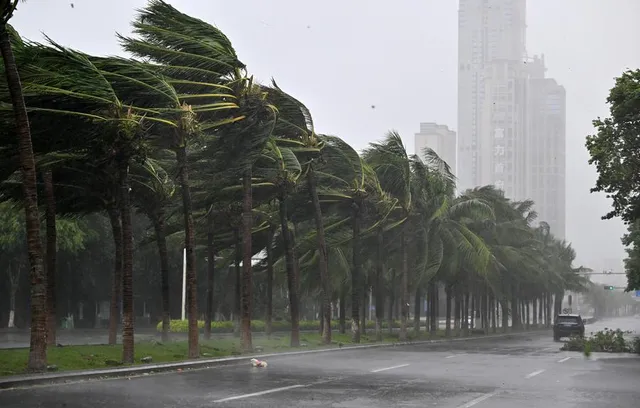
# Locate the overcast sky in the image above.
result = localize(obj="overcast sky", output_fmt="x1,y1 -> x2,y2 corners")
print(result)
11,0 -> 640,282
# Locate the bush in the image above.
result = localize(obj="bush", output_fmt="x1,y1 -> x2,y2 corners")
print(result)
156,319 -> 404,334
561,329 -> 636,353
632,337 -> 640,355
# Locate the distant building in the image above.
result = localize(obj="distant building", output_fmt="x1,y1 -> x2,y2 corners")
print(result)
456,0 -> 566,237
457,0 -> 527,194
414,122 -> 457,175
527,55 -> 566,239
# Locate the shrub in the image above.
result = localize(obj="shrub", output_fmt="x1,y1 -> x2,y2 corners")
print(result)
561,329 -> 635,353
156,319 -> 404,334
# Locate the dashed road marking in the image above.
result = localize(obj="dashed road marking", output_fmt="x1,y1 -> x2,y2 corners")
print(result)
525,369 -> 546,379
212,384 -> 306,403
458,390 -> 500,407
371,363 -> 410,373
558,357 -> 571,363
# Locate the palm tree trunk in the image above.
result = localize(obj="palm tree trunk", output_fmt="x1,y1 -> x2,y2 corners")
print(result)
388,268 -> 396,334
413,287 -> 421,334
339,290 -> 346,334
204,209 -> 215,340
1,22 -> 47,372
463,292 -> 470,336
307,168 -> 332,344
453,288 -> 461,336
361,280 -> 367,335
399,226 -> 409,341
375,228 -> 384,341
537,296 -> 542,326
554,291 -> 564,316
351,203 -> 361,343
153,209 -> 171,343
265,227 -> 274,337
430,283 -> 438,334
470,294 -> 476,330
483,291 -> 489,335
107,206 -> 122,345
175,146 -> 198,359
279,197 -> 300,346
445,285 -> 452,337
233,228 -> 241,337
511,286 -> 519,330
240,170 -> 253,351
491,295 -> 497,333
43,170 -> 57,346
501,301 -> 509,333
119,159 -> 135,364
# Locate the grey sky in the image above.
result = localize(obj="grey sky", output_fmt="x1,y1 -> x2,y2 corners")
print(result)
12,0 -> 640,282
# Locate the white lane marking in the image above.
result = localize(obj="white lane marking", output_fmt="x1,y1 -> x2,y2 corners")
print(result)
525,369 -> 546,379
212,384 -> 305,403
558,357 -> 571,363
446,355 -> 458,358
541,347 -> 553,352
458,390 -> 500,407
371,363 -> 410,373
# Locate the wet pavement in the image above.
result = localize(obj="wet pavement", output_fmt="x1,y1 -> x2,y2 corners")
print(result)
0,316 -> 639,407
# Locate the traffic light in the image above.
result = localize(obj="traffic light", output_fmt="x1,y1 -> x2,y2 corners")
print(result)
604,285 -> 614,290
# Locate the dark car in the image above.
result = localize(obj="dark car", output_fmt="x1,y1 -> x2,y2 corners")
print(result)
553,314 -> 585,341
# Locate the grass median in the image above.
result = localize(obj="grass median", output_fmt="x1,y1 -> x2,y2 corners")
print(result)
0,326 -> 541,377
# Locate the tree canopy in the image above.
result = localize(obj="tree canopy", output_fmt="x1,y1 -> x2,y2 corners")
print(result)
586,69 -> 640,291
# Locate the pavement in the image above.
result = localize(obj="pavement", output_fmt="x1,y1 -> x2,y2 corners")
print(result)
0,316 -> 638,407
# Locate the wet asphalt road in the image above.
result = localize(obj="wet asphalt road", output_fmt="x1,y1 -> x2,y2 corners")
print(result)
1,317 -> 639,408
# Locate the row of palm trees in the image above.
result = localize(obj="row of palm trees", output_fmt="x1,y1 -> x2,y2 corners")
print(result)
0,0 -> 588,372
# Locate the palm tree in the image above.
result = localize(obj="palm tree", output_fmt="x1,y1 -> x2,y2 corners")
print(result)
251,139 -> 303,346
12,38 -> 188,362
265,81 -> 333,344
363,131 -> 413,341
130,156 -> 176,342
0,1 -> 47,371
121,0 -> 270,354
311,135 -> 390,342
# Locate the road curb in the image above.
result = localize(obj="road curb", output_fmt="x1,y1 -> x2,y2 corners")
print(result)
0,328 -> 549,390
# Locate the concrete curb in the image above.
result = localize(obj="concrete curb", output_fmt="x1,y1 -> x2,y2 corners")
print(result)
0,328 -> 550,391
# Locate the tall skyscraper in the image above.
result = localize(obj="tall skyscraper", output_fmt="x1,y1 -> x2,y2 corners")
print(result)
527,55 -> 566,238
457,0 -> 566,236
457,0 -> 528,197
414,123 -> 457,175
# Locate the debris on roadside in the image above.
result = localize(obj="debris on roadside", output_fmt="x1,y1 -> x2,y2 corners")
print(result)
250,358 -> 268,368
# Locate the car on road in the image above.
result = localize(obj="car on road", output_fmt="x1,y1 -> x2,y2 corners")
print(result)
553,313 -> 585,341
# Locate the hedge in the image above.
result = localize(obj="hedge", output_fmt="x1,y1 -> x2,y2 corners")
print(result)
156,319 -> 404,334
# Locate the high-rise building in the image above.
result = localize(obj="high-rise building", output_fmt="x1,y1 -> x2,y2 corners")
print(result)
457,0 -> 528,196
414,123 -> 457,174
457,0 -> 566,235
527,55 -> 566,238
